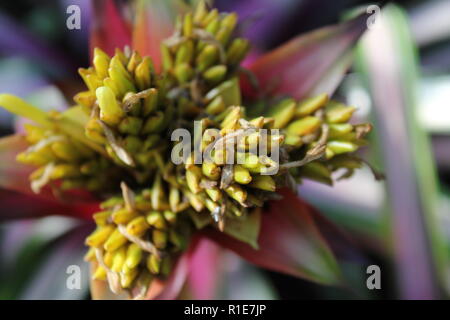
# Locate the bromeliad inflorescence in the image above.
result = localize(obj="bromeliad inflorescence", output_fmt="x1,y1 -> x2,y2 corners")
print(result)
0,1 -> 374,298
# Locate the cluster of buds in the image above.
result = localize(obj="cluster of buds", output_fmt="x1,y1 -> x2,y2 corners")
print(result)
266,94 -> 372,184
179,106 -> 283,229
76,48 -> 173,170
85,182 -> 192,296
71,2 -> 374,296
175,94 -> 372,226
0,0 -> 375,298
162,1 -> 249,117
16,122 -> 115,193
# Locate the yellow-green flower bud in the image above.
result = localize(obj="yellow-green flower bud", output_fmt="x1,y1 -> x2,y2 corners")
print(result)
96,86 -> 125,126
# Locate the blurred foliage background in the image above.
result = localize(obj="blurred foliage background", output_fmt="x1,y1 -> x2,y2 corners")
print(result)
0,0 -> 450,299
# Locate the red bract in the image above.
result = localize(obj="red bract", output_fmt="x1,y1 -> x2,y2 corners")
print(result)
241,14 -> 368,100
89,0 -> 131,58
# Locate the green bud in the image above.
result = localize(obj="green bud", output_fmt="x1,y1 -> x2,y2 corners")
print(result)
118,116 -> 143,135
202,161 -> 221,180
142,134 -> 160,151
51,141 -> 81,161
203,65 -> 227,84
175,63 -> 194,84
175,41 -> 194,66
186,166 -> 203,194
284,134 -> 303,147
126,216 -> 150,236
104,229 -> 128,252
326,102 -> 356,123
205,96 -> 226,115
143,88 -> 158,117
183,12 -> 194,37
85,225 -> 114,247
146,254 -> 161,274
205,18 -> 220,35
196,45 -> 218,72
249,175 -> 276,192
125,243 -> 143,269
265,98 -> 296,128
108,65 -> 136,97
96,86 -> 125,126
163,210 -> 177,224
296,93 -> 329,117
161,44 -> 174,71
51,164 -> 80,179
152,229 -> 168,249
226,38 -> 250,65
112,208 -> 139,224
127,51 -> 143,73
286,116 -> 321,136
146,211 -> 167,229
120,268 -> 138,288
202,9 -> 219,26
135,57 -> 153,90
234,165 -> 252,184
142,112 -> 165,134
327,140 -> 358,155
93,211 -> 111,226
74,91 -> 96,109
194,0 -> 208,24
122,135 -> 143,154
328,123 -> 354,138
111,247 -> 126,272
225,184 -> 247,204
205,186 -> 222,202
93,48 -> 110,79
123,92 -> 142,116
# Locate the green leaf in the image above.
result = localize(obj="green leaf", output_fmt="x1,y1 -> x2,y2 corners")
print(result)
189,208 -> 261,249
189,210 -> 213,230
222,209 -> 261,250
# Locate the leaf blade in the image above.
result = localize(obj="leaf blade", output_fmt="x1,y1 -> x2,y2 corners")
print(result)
355,4 -> 446,299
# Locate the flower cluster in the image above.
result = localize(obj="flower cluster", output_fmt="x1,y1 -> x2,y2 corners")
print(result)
16,121 -> 117,193
85,182 -> 192,295
161,1 -> 249,118
11,2 -> 372,297
77,47 -> 173,174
